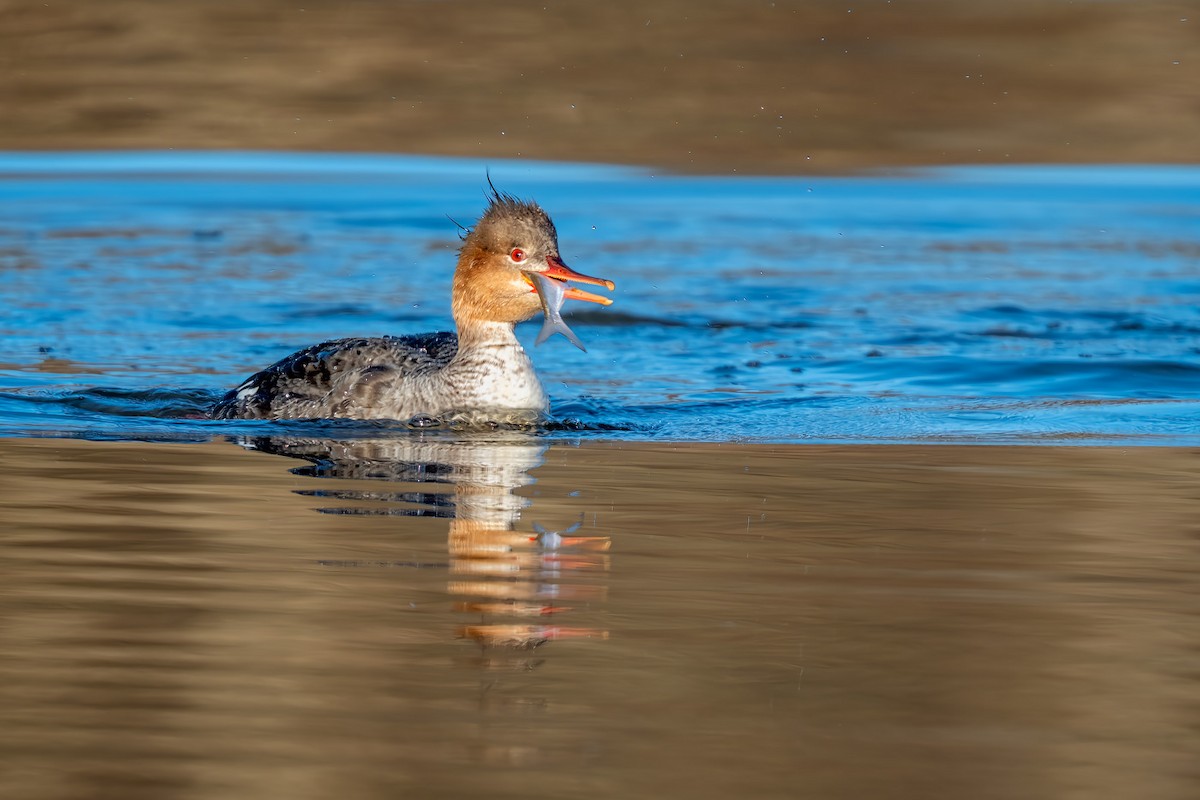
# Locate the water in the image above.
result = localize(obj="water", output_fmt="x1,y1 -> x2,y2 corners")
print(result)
3,154 -> 1200,799
2,437 -> 1199,800
1,152 -> 1198,442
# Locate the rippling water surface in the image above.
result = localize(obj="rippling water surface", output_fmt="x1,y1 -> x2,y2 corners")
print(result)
1,152 -> 1197,442
3,437 -> 1200,800
3,154 -> 1200,800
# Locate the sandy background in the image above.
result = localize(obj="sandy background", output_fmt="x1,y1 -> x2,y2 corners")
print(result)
0,0 -> 1196,173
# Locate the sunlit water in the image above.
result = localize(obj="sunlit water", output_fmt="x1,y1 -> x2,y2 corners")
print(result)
1,152 -> 1197,442
2,154 -> 1200,799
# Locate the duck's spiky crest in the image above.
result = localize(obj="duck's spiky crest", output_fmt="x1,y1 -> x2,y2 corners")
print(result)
459,177 -> 557,251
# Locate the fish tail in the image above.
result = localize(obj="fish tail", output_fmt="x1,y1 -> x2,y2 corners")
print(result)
536,318 -> 587,352
535,319 -> 555,347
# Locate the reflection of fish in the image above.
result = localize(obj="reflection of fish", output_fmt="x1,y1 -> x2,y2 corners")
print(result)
530,520 -> 612,551
531,272 -> 587,352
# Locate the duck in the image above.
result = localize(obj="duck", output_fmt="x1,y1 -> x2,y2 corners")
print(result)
210,190 -> 614,422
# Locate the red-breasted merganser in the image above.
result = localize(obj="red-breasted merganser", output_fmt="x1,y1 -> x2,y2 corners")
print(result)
210,191 -> 614,422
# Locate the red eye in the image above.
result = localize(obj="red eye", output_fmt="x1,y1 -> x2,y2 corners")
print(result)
510,248 -> 526,263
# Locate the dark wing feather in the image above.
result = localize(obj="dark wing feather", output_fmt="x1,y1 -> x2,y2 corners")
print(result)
211,333 -> 459,419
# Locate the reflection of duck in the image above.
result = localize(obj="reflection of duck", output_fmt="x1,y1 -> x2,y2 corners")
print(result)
238,435 -> 609,650
211,190 -> 614,422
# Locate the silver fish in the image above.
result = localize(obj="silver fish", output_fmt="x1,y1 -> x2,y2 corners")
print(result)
531,272 -> 586,352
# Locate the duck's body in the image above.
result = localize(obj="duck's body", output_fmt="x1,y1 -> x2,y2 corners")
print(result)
210,191 -> 612,422
210,328 -> 547,421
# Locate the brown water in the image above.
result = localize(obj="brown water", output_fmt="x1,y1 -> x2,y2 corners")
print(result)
2,437 -> 1198,799
2,0 -> 1196,173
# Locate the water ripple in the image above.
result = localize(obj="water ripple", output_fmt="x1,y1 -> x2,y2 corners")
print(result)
2,153 -> 1198,444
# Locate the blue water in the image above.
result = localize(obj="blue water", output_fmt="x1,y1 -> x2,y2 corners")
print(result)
1,152 -> 1197,443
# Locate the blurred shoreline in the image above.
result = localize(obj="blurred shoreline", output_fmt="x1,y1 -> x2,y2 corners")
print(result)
0,0 -> 1195,175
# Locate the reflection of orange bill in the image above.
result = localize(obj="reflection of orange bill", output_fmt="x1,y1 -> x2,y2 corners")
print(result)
526,535 -> 613,551
449,532 -> 613,553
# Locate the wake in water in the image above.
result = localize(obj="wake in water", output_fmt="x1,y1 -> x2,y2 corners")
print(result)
2,386 -> 218,419
0,386 -> 652,441
2,375 -> 1200,445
